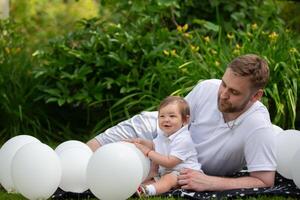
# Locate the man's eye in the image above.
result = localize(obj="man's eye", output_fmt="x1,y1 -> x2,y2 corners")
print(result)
231,90 -> 239,95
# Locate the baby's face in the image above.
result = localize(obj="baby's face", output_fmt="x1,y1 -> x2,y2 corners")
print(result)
158,103 -> 183,136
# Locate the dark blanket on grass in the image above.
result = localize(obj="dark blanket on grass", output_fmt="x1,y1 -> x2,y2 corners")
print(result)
52,172 -> 300,199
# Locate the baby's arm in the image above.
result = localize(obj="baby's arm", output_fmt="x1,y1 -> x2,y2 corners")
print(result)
134,143 -> 181,168
124,138 -> 154,150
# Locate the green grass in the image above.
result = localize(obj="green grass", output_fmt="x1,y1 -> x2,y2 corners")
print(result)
0,185 -> 297,200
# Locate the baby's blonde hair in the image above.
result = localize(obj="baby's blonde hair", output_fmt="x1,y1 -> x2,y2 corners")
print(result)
158,96 -> 190,123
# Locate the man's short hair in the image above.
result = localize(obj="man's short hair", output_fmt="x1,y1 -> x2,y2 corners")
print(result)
228,54 -> 269,90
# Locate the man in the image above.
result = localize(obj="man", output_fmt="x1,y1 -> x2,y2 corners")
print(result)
87,54 -> 277,191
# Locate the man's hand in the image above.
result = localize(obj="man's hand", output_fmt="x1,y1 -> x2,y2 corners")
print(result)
178,168 -> 275,191
86,138 -> 102,152
178,168 -> 213,191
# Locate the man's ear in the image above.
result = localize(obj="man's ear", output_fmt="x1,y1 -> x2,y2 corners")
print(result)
251,89 -> 264,102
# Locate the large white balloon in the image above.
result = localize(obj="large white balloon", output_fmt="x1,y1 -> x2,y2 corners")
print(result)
291,148 -> 300,189
11,142 -> 61,200
272,124 -> 284,135
0,147 -> 2,185
0,135 -> 40,193
55,141 -> 93,193
120,142 -> 151,181
87,142 -> 143,200
276,129 -> 300,179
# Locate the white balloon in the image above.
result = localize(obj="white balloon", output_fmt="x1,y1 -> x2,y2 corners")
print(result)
11,142 -> 61,200
0,135 -> 40,193
55,141 -> 93,193
87,142 -> 143,200
272,124 -> 284,135
55,140 -> 92,155
120,142 -> 151,181
291,148 -> 300,189
276,129 -> 300,179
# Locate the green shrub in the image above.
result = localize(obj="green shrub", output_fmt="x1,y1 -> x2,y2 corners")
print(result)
1,0 -> 298,144
0,20 -> 48,145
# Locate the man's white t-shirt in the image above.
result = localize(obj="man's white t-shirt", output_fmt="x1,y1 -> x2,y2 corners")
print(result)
185,79 -> 277,175
154,126 -> 201,175
95,79 -> 277,176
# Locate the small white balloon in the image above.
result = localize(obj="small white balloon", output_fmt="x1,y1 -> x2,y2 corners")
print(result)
120,142 -> 151,181
55,140 -> 92,155
55,141 -> 93,193
291,148 -> 300,189
87,142 -> 143,200
0,135 -> 40,193
272,124 -> 284,135
11,142 -> 61,200
276,129 -> 300,179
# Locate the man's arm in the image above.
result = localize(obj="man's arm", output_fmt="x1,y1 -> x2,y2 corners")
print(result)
86,138 -> 102,152
178,169 -> 275,191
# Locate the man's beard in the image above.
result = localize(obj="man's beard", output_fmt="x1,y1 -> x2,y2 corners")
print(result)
217,96 -> 250,113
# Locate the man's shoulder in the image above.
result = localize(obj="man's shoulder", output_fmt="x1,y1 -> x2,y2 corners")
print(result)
191,79 -> 221,93
198,79 -> 221,87
240,102 -> 271,129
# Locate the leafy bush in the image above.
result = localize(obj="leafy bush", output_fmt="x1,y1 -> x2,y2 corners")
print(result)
1,0 -> 299,145
33,18 -> 299,138
0,20 -> 48,144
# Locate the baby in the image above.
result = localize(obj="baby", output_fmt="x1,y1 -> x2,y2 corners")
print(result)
131,96 -> 201,197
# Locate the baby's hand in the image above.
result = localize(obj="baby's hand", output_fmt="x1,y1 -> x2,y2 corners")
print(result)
123,138 -> 142,144
134,143 -> 151,156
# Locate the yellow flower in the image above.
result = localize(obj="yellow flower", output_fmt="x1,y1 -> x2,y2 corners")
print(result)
251,23 -> 257,30
235,44 -> 241,49
227,33 -> 234,40
163,50 -> 170,56
215,61 -> 220,67
177,25 -> 182,33
233,49 -> 240,55
15,47 -> 21,53
204,36 -> 210,43
181,68 -> 188,73
268,32 -> 278,42
5,47 -> 10,54
190,45 -> 199,52
182,24 -> 189,32
184,33 -> 192,39
171,49 -> 177,56
289,48 -> 298,54
210,49 -> 217,55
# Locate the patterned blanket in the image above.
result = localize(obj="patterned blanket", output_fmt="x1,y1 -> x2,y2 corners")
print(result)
52,172 -> 300,199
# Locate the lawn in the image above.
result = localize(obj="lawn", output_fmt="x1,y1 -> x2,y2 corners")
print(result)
0,185 -> 297,200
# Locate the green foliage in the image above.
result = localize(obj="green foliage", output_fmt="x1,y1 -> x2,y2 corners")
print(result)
31,0 -> 300,138
0,0 -> 299,144
0,20 -> 81,145
10,0 -> 99,49
0,20 -> 43,144
279,1 -> 300,32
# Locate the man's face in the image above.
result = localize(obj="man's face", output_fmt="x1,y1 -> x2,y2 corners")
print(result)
217,68 -> 256,114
